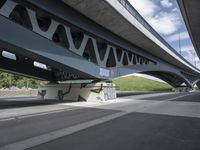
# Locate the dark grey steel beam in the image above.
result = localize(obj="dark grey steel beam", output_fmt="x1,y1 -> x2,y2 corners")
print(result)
0,55 -> 53,80
0,15 -> 101,80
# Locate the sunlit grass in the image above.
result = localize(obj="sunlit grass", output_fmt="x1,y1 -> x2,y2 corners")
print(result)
113,76 -> 172,92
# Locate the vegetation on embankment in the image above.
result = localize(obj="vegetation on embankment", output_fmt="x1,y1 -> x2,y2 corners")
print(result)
0,72 -> 41,89
113,76 -> 172,92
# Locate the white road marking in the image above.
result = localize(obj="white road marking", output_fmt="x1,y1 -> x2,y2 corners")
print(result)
0,111 -> 127,150
0,107 -> 77,122
163,93 -> 194,101
136,93 -> 200,118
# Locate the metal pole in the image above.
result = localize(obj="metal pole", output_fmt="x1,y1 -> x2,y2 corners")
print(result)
179,31 -> 182,55
194,52 -> 197,67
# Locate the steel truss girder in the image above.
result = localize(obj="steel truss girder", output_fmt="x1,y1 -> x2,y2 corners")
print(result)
0,0 -> 156,68
0,15 -> 99,80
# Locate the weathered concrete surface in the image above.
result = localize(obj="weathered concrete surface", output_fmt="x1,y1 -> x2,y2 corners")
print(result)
0,90 -> 37,97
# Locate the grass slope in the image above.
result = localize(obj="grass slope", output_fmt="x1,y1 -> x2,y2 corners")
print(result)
113,76 -> 172,92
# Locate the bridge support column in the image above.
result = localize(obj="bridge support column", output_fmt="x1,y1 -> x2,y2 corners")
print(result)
38,82 -> 117,102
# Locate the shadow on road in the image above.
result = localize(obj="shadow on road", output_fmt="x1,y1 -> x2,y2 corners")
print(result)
121,92 -> 190,101
0,97 -> 75,109
117,92 -> 158,97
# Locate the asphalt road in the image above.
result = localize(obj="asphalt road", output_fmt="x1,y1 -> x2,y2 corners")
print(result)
0,92 -> 200,150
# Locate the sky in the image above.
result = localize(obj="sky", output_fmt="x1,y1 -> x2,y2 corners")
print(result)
128,0 -> 200,68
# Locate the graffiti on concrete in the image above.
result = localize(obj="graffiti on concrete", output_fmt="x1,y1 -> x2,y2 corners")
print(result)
104,84 -> 116,100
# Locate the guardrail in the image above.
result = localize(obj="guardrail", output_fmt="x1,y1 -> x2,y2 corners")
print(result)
118,0 -> 197,68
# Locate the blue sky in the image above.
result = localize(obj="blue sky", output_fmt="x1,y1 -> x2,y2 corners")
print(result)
128,0 -> 200,68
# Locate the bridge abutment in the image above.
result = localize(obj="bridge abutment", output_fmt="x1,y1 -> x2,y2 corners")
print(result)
38,82 -> 117,102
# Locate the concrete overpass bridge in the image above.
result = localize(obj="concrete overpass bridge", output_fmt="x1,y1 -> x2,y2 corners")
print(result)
0,0 -> 200,100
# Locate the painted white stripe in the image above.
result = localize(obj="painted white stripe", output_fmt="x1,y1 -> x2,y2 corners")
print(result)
136,94 -> 200,118
164,93 -> 194,101
0,108 -> 76,122
0,111 -> 127,150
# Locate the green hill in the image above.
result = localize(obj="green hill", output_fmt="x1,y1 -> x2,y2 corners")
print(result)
113,76 -> 172,92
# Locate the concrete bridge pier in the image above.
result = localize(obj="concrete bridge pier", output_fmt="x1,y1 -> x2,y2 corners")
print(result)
38,82 -> 117,102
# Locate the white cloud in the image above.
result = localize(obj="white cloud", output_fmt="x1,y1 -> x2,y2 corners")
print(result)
179,46 -> 199,67
128,0 -> 199,68
172,42 -> 199,67
172,8 -> 178,12
128,0 -> 159,18
174,44 -> 194,54
180,45 -> 194,52
184,52 -> 199,66
128,0 -> 181,35
160,0 -> 173,8
196,61 -> 200,68
166,31 -> 190,42
195,56 -> 199,61
147,12 -> 181,35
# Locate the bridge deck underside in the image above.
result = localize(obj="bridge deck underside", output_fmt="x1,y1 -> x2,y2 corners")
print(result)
178,0 -> 200,58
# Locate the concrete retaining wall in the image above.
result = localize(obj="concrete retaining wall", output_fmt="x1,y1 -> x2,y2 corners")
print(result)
0,90 -> 38,97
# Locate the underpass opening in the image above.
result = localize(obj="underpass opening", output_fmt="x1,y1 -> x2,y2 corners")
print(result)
142,71 -> 192,88
113,73 -> 173,92
142,71 -> 195,93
